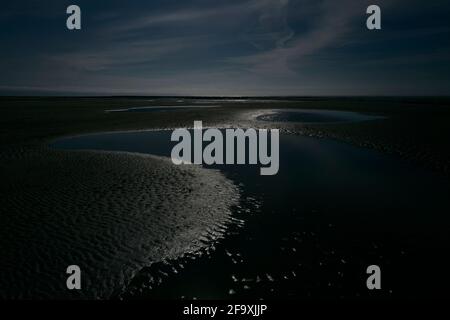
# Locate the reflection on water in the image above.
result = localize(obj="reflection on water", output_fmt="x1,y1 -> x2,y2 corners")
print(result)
105,105 -> 219,113
52,129 -> 450,299
256,109 -> 383,123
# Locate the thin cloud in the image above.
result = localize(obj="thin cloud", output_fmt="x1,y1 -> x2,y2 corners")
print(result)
228,0 -> 366,75
1,0 -> 450,96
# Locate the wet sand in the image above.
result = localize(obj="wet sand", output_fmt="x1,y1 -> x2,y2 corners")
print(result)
51,128 -> 450,299
1,97 -> 450,299
0,146 -> 238,299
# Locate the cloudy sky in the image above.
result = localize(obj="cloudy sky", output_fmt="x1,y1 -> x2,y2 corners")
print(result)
1,0 -> 450,96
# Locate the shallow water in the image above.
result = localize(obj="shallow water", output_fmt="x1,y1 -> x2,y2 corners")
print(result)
255,109 -> 383,123
51,129 -> 450,299
105,105 -> 219,113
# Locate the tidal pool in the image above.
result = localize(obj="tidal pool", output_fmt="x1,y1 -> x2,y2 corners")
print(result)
255,109 -> 383,123
51,129 -> 450,299
105,105 -> 219,113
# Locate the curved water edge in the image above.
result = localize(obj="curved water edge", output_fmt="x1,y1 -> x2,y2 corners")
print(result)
254,109 -> 384,124
0,147 -> 240,299
105,105 -> 220,113
50,128 -> 450,299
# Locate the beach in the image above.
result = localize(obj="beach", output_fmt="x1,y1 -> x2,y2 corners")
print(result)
1,97 -> 450,299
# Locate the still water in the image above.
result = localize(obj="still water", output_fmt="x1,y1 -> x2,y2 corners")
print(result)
52,128 -> 450,299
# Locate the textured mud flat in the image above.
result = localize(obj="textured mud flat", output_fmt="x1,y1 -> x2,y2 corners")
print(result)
0,147 -> 239,299
1,97 -> 450,300
232,107 -> 450,177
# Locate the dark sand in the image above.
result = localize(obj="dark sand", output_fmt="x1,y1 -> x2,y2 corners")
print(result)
2,97 -> 450,177
1,96 -> 450,299
0,146 -> 238,299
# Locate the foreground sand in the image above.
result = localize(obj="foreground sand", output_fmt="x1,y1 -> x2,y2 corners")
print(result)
0,145 -> 238,299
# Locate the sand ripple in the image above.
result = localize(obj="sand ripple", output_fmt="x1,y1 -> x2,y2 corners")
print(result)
0,147 -> 239,299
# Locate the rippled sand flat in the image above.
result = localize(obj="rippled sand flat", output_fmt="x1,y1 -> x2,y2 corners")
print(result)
1,97 -> 450,300
0,147 -> 239,299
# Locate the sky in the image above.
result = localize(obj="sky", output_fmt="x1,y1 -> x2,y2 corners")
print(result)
1,0 -> 450,96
